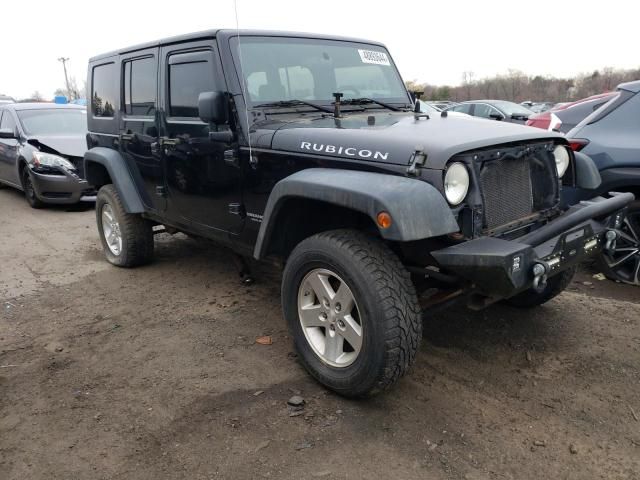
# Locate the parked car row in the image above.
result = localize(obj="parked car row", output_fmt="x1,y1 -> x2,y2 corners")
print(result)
520,100 -> 555,113
0,94 -> 16,106
526,92 -> 616,133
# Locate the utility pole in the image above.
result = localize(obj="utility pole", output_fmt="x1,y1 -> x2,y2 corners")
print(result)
58,57 -> 72,100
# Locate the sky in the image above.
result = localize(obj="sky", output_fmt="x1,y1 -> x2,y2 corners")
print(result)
1,0 -> 638,99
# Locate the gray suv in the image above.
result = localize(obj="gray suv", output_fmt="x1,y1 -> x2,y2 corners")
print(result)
566,80 -> 640,285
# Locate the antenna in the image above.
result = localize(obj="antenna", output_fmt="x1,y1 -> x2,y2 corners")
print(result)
233,0 -> 253,162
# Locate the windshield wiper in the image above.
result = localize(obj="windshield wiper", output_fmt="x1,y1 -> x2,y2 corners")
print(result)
340,97 -> 405,112
254,99 -> 333,113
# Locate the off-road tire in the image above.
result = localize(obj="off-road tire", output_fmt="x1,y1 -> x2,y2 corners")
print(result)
505,266 -> 577,308
21,168 -> 45,209
282,229 -> 422,398
595,200 -> 640,286
96,184 -> 154,267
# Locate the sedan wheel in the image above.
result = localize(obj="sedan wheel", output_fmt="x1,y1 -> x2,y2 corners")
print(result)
21,168 -> 44,209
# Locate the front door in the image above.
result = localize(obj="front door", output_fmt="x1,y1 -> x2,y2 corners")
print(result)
0,110 -> 20,185
160,43 -> 243,234
118,48 -> 163,211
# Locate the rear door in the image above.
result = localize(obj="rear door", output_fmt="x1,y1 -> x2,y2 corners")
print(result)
0,109 -> 20,185
118,48 -> 163,211
159,41 -> 243,234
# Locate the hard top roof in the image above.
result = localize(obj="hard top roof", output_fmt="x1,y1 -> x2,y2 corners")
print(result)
89,29 -> 385,62
1,102 -> 86,111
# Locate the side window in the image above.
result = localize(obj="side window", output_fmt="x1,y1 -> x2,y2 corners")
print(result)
92,62 -> 117,118
123,56 -> 157,116
0,110 -> 16,131
473,104 -> 491,118
168,52 -> 214,117
452,104 -> 472,114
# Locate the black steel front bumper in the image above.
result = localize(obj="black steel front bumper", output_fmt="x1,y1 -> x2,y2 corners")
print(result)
30,168 -> 96,204
431,192 -> 635,299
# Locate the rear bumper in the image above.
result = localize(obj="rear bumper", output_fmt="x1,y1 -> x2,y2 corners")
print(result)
431,192 -> 634,299
30,169 -> 96,204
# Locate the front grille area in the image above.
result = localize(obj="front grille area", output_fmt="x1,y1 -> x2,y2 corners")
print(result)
480,156 -> 534,230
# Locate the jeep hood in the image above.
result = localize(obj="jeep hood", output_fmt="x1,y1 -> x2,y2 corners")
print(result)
27,134 -> 87,158
260,112 -> 563,169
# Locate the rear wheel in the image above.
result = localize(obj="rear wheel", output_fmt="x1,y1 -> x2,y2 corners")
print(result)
505,266 -> 577,308
96,185 -> 154,267
282,229 -> 422,397
21,168 -> 45,209
596,200 -> 640,286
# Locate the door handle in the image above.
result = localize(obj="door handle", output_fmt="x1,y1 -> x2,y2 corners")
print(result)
120,133 -> 135,141
160,137 -> 181,146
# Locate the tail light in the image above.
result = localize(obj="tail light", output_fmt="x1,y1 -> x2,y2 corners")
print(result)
567,139 -> 589,151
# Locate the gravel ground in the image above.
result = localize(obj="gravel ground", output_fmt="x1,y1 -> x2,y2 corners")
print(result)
1,187 -> 639,480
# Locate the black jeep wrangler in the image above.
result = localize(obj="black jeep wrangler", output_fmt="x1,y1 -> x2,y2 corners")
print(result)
84,29 -> 633,397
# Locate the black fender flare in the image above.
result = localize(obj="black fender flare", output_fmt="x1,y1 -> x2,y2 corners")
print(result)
83,147 -> 145,213
253,168 -> 459,259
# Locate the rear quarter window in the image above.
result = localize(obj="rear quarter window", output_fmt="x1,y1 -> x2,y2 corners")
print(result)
91,62 -> 117,118
587,90 -> 633,125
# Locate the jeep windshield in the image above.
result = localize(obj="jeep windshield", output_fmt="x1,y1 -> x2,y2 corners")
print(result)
230,36 -> 411,110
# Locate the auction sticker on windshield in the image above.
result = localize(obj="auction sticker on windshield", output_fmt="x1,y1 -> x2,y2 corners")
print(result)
358,49 -> 390,66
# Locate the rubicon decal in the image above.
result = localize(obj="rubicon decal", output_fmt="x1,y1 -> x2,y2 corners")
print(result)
300,142 -> 389,161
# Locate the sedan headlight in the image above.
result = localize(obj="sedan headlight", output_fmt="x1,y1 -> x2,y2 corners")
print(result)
32,151 -> 75,170
444,162 -> 470,205
553,145 -> 570,178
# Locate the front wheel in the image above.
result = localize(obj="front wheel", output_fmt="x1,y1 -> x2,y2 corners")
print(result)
505,266 -> 577,308
596,200 -> 640,286
96,185 -> 154,267
282,230 -> 422,398
21,168 -> 45,209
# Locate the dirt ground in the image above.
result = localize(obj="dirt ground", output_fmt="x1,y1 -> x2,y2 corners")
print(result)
1,186 -> 639,480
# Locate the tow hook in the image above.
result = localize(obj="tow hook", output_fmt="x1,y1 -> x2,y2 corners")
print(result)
605,229 -> 618,253
532,262 -> 549,292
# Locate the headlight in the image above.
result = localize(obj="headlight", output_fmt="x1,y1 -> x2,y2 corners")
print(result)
31,151 -> 75,170
553,145 -> 570,178
444,162 -> 470,205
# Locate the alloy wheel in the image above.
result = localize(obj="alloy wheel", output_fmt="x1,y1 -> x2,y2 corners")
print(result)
297,268 -> 363,367
101,203 -> 123,256
602,211 -> 640,285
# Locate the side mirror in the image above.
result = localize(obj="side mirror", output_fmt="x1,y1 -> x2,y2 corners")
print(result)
489,113 -> 505,121
198,91 -> 227,124
0,128 -> 17,139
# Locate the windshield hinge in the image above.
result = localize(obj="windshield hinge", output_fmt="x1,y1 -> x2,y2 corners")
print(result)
407,147 -> 428,176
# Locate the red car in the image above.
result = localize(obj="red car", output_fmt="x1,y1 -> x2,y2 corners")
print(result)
526,92 -> 616,133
